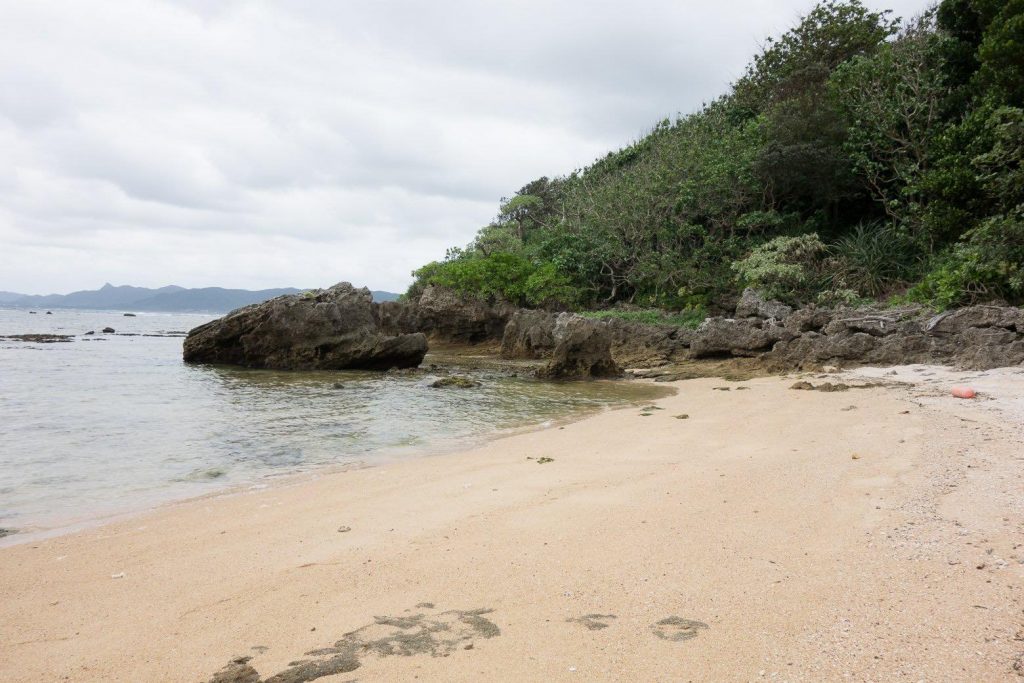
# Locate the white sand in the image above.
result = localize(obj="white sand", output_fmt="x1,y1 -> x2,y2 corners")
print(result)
1,368 -> 1022,681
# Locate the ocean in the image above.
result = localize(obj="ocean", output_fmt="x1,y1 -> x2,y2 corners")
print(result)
0,307 -> 667,543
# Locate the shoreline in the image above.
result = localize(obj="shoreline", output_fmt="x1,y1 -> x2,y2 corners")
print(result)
0,377 -> 671,549
2,366 -> 1022,681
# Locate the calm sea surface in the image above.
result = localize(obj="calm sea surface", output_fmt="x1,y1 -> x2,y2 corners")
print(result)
0,307 -> 668,542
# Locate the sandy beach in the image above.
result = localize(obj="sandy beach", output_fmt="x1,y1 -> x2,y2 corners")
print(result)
1,367 -> 1023,682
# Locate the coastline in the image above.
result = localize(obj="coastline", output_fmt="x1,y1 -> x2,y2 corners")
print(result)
0,373 -> 669,549
1,368 -> 1022,681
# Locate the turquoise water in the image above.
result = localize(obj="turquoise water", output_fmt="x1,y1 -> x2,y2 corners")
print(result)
0,307 -> 668,541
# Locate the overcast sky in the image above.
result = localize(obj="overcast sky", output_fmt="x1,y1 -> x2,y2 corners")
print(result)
1,0 -> 932,295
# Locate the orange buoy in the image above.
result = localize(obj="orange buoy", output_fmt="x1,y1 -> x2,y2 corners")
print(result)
951,386 -> 977,399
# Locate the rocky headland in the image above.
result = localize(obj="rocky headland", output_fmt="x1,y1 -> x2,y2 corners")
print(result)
183,282 -> 1024,376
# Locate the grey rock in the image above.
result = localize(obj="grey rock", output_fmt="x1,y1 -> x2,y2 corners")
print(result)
735,288 -> 793,320
925,305 -> 1024,335
501,309 -> 559,359
413,286 -> 516,344
537,314 -> 621,379
602,318 -> 693,368
784,307 -> 833,333
182,282 -> 427,371
690,317 -> 791,358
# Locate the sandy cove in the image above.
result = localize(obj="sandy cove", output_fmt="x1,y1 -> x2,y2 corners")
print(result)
1,367 -> 1023,682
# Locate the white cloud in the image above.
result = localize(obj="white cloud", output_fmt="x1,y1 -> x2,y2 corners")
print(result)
0,0 -> 933,294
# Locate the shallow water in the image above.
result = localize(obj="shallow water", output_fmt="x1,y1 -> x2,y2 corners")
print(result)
0,307 -> 670,540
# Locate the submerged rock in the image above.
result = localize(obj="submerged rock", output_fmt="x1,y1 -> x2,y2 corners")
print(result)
182,283 -> 428,371
1,334 -> 73,343
537,314 -> 621,380
430,376 -> 481,389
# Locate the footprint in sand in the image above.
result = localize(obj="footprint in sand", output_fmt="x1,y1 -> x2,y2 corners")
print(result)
567,614 -> 617,630
650,616 -> 708,642
206,605 -> 499,683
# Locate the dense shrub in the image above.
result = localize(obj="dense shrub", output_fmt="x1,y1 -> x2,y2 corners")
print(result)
732,234 -> 829,304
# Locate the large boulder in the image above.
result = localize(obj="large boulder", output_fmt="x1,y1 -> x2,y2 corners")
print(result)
501,309 -> 559,359
182,283 -> 427,370
537,314 -> 621,379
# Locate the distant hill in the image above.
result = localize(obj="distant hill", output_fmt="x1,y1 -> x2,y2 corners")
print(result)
1,283 -> 402,312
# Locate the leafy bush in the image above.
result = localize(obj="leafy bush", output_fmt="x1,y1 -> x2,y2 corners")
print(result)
410,252 -> 577,308
827,222 -> 917,296
732,233 -> 829,303
909,208 -> 1024,307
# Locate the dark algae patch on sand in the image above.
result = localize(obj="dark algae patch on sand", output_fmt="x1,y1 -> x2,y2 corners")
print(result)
206,605 -> 500,682
568,614 -> 617,631
650,616 -> 709,642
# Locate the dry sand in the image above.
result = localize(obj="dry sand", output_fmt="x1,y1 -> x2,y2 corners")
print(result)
1,367 -> 1023,682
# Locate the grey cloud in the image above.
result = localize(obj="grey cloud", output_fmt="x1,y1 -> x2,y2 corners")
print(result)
0,0 -> 932,294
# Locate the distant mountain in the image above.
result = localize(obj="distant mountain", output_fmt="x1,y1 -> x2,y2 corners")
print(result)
124,287 -> 305,312
1,284 -> 402,312
12,283 -> 188,309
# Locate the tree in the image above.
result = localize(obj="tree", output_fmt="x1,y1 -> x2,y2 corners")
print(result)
830,11 -> 948,236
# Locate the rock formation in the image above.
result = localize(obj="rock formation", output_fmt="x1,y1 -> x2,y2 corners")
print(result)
378,285 -> 516,346
498,289 -> 1024,372
182,283 -> 427,370
537,314 -> 622,379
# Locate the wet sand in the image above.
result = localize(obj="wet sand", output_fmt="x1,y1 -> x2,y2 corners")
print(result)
1,367 -> 1022,681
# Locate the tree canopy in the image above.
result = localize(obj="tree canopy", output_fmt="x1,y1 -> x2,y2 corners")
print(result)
409,0 -> 1024,313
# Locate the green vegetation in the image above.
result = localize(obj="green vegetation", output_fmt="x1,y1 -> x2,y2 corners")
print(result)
579,308 -> 706,329
410,0 -> 1024,313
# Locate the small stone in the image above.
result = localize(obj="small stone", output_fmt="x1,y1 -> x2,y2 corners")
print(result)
337,526 -> 352,533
